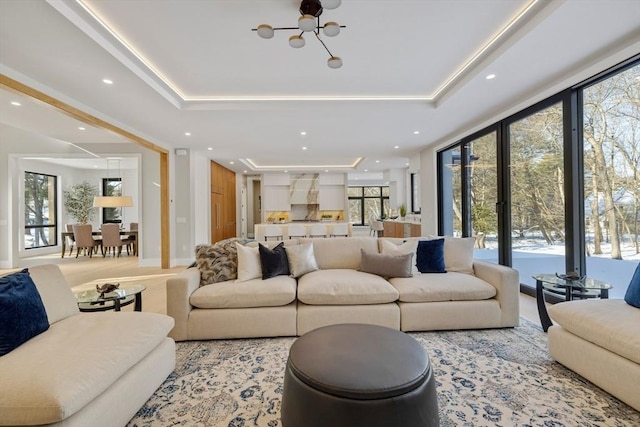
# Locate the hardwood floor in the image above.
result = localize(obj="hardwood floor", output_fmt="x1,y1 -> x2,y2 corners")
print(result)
2,253 -> 543,324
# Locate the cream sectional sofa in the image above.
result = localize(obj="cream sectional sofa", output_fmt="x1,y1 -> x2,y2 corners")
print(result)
167,237 -> 520,341
548,299 -> 640,411
0,264 -> 176,427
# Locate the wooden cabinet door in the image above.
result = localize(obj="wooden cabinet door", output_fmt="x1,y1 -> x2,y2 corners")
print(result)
211,192 -> 224,243
223,171 -> 236,239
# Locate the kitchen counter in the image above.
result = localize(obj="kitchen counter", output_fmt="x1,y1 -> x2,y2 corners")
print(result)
254,222 -> 352,241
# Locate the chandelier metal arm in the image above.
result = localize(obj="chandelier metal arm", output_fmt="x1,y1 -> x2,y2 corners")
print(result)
314,31 -> 334,57
251,25 -> 346,33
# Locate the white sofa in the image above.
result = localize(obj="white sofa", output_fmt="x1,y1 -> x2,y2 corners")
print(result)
548,299 -> 640,411
167,237 -> 520,341
0,264 -> 176,427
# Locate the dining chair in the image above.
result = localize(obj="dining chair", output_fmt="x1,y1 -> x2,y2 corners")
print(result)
287,223 -> 307,239
101,223 -> 130,257
330,223 -> 349,237
65,224 -> 76,257
72,224 -> 100,258
309,223 -> 327,238
126,222 -> 138,254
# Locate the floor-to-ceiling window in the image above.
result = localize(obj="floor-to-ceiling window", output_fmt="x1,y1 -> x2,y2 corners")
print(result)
24,171 -> 57,249
581,62 -> 640,293
469,131 -> 499,263
438,56 -> 639,297
102,177 -> 123,223
438,147 -> 462,236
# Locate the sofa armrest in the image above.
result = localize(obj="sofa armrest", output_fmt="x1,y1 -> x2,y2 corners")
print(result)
166,267 -> 200,341
473,260 -> 520,327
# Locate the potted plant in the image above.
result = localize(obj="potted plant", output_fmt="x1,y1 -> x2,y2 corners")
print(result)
64,181 -> 98,224
399,204 -> 407,219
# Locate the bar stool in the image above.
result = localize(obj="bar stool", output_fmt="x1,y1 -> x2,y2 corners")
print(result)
288,224 -> 307,239
308,223 -> 327,238
330,223 -> 349,237
264,224 -> 284,241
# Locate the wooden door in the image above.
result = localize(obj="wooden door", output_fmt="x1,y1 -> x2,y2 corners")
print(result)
223,169 -> 236,239
211,192 -> 224,243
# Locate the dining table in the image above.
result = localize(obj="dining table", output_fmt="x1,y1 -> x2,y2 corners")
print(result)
61,230 -> 138,258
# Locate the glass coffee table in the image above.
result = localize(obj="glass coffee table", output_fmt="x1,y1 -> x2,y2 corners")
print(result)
74,284 -> 146,312
534,274 -> 612,332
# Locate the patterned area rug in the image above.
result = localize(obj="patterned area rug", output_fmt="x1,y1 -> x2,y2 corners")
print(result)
128,319 -> 639,426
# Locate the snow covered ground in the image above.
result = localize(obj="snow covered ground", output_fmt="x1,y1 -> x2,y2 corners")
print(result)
475,241 -> 639,299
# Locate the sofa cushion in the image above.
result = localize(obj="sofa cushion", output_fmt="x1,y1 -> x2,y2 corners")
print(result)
285,242 -> 319,278
359,249 -> 413,278
0,269 -> 49,356
416,239 -> 446,273
26,264 -> 79,324
389,272 -> 497,303
379,239 -> 419,274
0,311 -> 173,425
623,262 -> 640,308
190,275 -> 297,308
444,237 -> 475,274
236,243 -> 262,282
297,269 -> 399,305
259,242 -> 290,280
548,299 -> 640,364
300,237 -> 379,270
195,238 -> 240,286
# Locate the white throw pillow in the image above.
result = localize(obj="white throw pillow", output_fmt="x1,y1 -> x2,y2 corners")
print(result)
235,242 -> 261,282
444,237 -> 475,274
380,239 -> 419,274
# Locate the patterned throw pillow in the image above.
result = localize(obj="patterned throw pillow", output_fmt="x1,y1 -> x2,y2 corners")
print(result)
195,238 -> 242,286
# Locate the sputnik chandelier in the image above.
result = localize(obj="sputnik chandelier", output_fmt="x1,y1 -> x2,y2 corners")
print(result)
253,0 -> 345,69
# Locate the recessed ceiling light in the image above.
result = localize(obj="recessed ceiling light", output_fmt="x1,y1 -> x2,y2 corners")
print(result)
405,162 -> 410,166
102,78 -> 113,85
364,169 -> 368,172
486,74 -> 496,80
300,131 -> 307,136
302,147 -> 307,150
207,147 -> 213,151
355,177 -> 358,180
394,145 -> 399,149
375,160 -> 380,163
93,165 -> 98,168
78,127 -> 86,131
413,131 -> 420,135
325,170 -> 329,172
10,101 -> 21,106
230,161 -> 234,165
284,170 -> 288,173
184,132 -> 191,136
243,170 -> 248,173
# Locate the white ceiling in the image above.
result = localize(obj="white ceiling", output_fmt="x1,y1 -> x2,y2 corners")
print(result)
1,0 -> 639,175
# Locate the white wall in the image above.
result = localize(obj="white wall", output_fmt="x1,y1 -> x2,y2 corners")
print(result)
0,123 -> 159,268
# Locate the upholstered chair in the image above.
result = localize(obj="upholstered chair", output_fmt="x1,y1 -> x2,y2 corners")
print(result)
287,224 -> 307,239
264,224 -> 284,241
65,224 -> 76,257
72,224 -> 100,258
309,223 -> 327,238
101,223 -> 129,257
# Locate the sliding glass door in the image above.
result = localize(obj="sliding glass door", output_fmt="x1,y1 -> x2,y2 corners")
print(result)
508,102 -> 566,288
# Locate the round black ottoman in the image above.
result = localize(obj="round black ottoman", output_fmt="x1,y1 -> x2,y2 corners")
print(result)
281,324 -> 439,427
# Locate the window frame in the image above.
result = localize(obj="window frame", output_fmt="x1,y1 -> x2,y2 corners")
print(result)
24,171 -> 58,249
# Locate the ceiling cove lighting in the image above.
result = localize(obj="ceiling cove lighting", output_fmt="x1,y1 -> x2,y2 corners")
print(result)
253,0 -> 345,69
486,74 -> 496,80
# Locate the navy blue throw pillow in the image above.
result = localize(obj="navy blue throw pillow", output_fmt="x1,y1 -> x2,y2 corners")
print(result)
623,262 -> 640,309
416,239 -> 447,274
0,269 -> 50,356
259,242 -> 290,280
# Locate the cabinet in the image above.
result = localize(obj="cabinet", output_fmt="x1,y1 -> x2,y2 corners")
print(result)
210,161 -> 236,244
263,186 -> 290,211
382,221 -> 421,238
319,186 -> 345,210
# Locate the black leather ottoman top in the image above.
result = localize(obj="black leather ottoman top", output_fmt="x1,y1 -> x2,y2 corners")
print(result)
288,323 -> 429,400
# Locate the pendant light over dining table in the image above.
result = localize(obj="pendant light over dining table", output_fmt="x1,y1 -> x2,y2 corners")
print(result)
93,158 -> 133,208
253,0 -> 345,69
